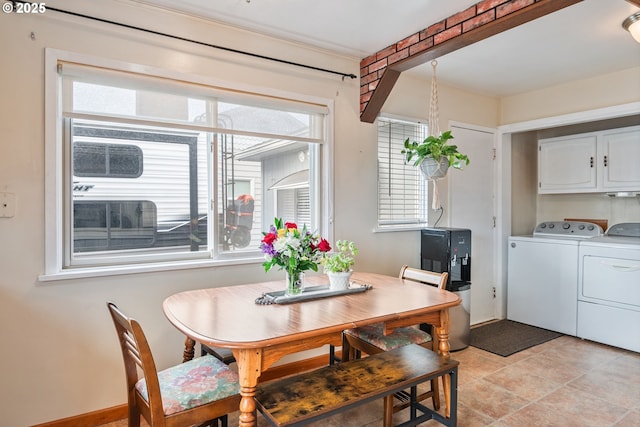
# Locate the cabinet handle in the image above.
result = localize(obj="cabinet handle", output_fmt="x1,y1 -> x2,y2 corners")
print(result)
590,156 -> 594,168
603,155 -> 608,167
599,259 -> 640,272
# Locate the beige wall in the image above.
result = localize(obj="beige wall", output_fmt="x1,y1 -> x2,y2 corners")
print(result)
358,73 -> 500,269
0,1 -> 637,425
0,2 -> 362,425
0,2 -> 500,425
500,67 -> 640,125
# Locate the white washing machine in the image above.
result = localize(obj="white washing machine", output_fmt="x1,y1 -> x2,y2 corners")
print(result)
577,223 -> 640,352
507,221 -> 603,335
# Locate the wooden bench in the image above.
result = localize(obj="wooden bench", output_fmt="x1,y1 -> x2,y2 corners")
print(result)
254,344 -> 458,427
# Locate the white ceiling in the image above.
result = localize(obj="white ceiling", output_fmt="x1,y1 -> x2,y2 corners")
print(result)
134,0 -> 640,97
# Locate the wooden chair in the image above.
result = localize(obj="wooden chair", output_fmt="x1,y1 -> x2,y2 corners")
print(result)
107,302 -> 241,427
342,266 -> 448,427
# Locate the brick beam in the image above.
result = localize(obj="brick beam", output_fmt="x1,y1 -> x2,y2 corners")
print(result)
360,0 -> 583,123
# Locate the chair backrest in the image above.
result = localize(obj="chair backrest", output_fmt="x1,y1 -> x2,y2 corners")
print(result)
399,265 -> 448,289
107,302 -> 165,422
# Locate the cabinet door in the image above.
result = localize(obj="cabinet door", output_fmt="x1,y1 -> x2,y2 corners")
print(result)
601,127 -> 640,190
538,135 -> 597,193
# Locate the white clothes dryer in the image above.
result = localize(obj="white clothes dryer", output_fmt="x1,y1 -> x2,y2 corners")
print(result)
577,223 -> 640,352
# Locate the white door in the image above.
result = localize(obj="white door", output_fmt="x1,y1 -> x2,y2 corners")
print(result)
448,123 -> 496,324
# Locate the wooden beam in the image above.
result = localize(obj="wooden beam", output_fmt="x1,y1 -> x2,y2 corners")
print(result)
360,69 -> 401,125
626,0 -> 640,7
360,0 -> 583,123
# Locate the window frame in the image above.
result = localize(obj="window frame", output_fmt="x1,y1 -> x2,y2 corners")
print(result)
42,49 -> 334,280
375,114 -> 430,232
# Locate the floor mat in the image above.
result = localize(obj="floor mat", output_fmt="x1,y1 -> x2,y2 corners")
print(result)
470,319 -> 563,357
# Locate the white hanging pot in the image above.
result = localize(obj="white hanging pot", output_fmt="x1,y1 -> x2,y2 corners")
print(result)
420,156 -> 449,180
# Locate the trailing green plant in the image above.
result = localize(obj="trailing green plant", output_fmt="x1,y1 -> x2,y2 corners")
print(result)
321,240 -> 358,273
401,130 -> 470,169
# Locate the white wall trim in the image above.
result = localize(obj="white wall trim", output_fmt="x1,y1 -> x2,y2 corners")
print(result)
498,102 -> 640,134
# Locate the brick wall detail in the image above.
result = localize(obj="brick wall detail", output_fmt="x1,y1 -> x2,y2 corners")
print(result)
359,0 -> 540,115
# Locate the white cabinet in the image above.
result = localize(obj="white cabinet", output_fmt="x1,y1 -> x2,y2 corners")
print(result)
538,134 -> 596,192
601,127 -> 640,190
538,125 -> 640,194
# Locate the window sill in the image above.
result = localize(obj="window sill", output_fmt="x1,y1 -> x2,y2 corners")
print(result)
38,255 -> 265,282
373,225 -> 428,233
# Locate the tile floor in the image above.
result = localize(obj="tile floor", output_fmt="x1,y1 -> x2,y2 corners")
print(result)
101,335 -> 640,427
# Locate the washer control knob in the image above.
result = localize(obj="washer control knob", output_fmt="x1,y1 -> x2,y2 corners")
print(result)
579,225 -> 585,230
548,223 -> 555,229
562,223 -> 570,230
587,225 -> 595,231
539,223 -> 547,229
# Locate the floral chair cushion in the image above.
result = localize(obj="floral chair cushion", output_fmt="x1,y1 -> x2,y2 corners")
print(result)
345,323 -> 432,351
135,354 -> 240,415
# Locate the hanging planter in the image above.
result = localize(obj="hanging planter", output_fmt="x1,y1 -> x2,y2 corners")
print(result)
420,156 -> 450,180
402,130 -> 469,179
400,60 -> 470,209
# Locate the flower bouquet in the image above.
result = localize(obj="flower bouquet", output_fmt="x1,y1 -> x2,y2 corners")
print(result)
260,218 -> 331,295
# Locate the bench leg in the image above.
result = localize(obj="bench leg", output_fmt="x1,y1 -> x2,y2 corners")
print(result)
448,367 -> 458,427
395,367 -> 458,427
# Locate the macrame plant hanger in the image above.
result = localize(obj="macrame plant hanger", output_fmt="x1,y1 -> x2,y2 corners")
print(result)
428,60 -> 443,210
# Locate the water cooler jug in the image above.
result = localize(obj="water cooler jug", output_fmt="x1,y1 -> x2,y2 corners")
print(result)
421,227 -> 471,351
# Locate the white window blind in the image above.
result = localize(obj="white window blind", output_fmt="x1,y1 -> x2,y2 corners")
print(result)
377,116 -> 429,229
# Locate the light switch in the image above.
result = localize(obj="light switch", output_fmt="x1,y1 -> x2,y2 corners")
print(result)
0,192 -> 16,218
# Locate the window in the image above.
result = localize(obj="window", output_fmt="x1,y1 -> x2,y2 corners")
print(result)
43,50 -> 332,277
377,116 -> 429,230
73,141 -> 143,178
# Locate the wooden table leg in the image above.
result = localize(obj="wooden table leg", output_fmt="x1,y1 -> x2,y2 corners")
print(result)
235,349 -> 262,427
182,337 -> 196,362
435,308 -> 452,418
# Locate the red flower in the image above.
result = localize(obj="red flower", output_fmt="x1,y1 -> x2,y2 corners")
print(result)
317,238 -> 331,252
262,233 -> 277,245
285,222 -> 297,230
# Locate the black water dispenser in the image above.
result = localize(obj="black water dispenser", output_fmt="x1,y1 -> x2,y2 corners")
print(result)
421,227 -> 471,351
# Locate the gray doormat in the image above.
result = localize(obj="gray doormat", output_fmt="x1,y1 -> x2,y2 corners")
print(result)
470,320 -> 563,357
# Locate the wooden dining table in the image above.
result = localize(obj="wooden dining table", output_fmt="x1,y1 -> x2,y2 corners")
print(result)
162,271 -> 461,427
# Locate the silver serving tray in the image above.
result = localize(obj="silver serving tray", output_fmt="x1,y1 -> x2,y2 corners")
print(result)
255,283 -> 372,305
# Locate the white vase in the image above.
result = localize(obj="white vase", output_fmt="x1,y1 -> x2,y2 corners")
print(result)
327,270 -> 352,291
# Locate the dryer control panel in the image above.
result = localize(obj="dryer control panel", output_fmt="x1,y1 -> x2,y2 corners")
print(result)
533,221 -> 603,238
